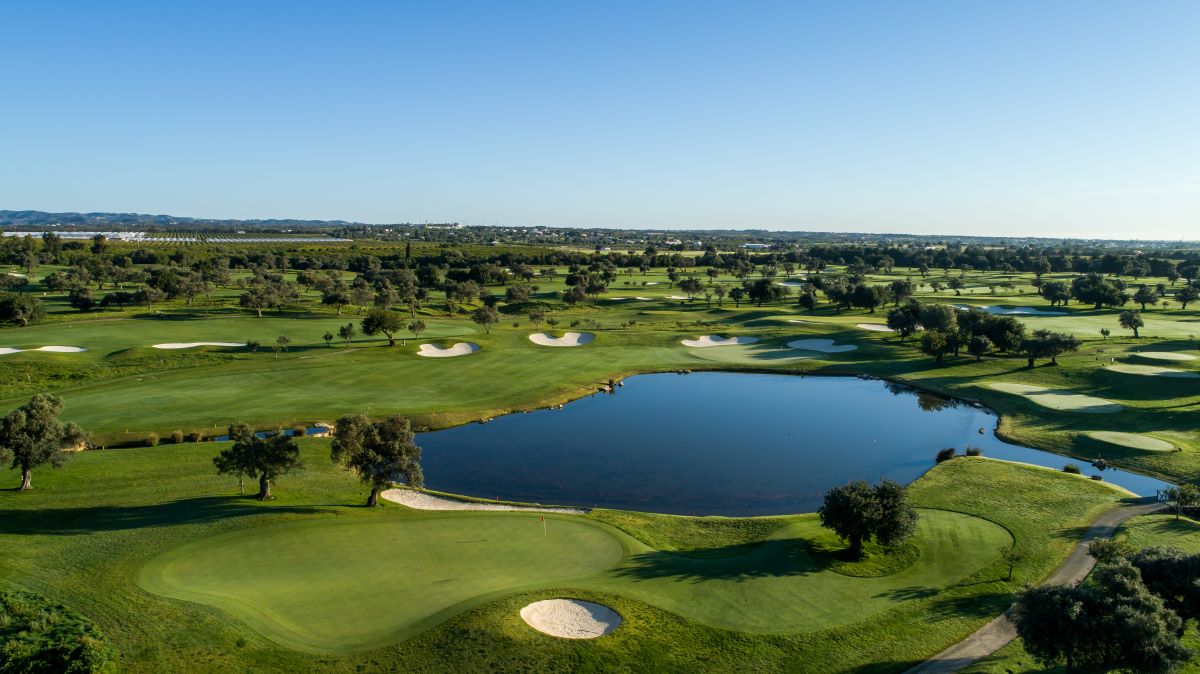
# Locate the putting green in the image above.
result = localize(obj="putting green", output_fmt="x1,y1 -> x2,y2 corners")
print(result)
139,509 -> 1009,653
139,514 -> 626,653
1131,351 -> 1198,363
985,382 -> 1123,414
1086,431 -> 1175,452
685,342 -> 815,364
1106,364 -> 1199,379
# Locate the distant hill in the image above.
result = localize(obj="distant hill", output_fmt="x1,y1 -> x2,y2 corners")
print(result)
0,210 -> 367,230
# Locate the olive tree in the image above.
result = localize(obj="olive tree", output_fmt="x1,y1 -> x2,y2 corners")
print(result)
213,422 -> 302,500
818,479 -> 918,557
0,394 -> 88,490
330,414 -> 423,507
361,308 -> 403,346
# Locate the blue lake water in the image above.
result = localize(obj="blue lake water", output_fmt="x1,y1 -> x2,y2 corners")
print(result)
418,373 -> 1169,516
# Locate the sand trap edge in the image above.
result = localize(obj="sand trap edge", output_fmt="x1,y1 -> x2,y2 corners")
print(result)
520,599 -> 622,639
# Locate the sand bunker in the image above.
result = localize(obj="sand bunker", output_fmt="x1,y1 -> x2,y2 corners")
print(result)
667,295 -> 689,300
1,346 -> 89,355
634,296 -> 652,301
520,599 -> 622,639
417,342 -> 480,358
857,323 -> 895,332
786,338 -> 857,353
380,489 -> 586,514
986,382 -> 1123,413
1086,431 -> 1175,452
1107,364 -> 1198,379
1133,351 -> 1197,362
528,332 -> 594,347
681,335 -> 760,348
152,342 -> 244,350
950,304 -> 1067,316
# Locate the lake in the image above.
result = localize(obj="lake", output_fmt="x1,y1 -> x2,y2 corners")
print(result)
418,373 -> 1168,516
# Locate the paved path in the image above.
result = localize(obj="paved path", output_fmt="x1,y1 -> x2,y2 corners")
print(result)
904,499 -> 1167,674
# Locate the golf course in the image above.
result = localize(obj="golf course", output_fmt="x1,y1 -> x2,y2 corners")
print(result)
2,235 -> 1199,672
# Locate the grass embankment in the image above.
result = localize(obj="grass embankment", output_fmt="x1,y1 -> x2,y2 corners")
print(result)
1,445 -> 1129,672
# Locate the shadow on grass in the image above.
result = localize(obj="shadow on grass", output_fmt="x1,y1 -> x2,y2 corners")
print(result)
609,538 -> 823,582
0,495 -> 328,536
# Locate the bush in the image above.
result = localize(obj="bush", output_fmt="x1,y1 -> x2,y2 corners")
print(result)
935,447 -> 957,462
965,446 -> 982,456
171,430 -> 184,444
145,432 -> 159,447
1063,463 -> 1081,474
293,425 -> 307,438
0,590 -> 113,673
186,431 -> 205,443
1091,474 -> 1104,481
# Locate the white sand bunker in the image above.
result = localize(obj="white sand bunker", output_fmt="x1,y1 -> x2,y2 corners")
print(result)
856,323 -> 894,332
0,345 -> 89,355
1107,364 -> 1199,379
634,296 -> 652,301
1133,351 -> 1197,362
528,332 -> 594,347
787,338 -> 857,353
1087,431 -> 1175,452
520,599 -> 622,639
380,489 -> 586,514
417,342 -> 480,358
152,342 -> 244,350
681,335 -> 760,348
986,382 -> 1123,413
667,295 -> 689,300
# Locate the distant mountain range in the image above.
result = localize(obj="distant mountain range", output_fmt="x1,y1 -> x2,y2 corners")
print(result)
0,210 -> 367,230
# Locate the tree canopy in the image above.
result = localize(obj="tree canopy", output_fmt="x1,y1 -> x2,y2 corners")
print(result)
330,414 -> 424,506
213,422 -> 303,500
817,479 -> 918,557
0,394 -> 88,490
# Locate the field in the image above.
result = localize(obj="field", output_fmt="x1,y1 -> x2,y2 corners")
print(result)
3,254 -> 1199,671
0,444 -> 1128,672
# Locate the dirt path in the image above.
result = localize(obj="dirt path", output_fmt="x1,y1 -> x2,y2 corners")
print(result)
905,499 -> 1167,674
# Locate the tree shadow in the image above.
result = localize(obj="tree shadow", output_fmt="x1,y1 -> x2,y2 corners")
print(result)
872,585 -> 939,601
926,591 -> 1011,619
609,538 -> 824,582
0,495 -> 329,536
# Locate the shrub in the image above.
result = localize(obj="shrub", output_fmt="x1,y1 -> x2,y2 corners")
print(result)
186,430 -> 205,443
171,430 -> 184,444
1063,463 -> 1081,474
965,446 -> 982,456
935,447 -> 957,462
0,590 -> 113,673
293,425 -> 307,438
145,432 -> 159,447
1091,474 -> 1104,481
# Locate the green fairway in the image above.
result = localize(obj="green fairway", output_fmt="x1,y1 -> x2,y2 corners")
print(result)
138,507 -> 1009,653
139,514 -> 626,653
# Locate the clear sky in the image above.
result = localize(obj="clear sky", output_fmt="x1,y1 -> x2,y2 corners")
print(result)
2,1 -> 1197,238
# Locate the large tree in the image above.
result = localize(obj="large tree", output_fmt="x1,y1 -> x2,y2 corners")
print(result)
0,292 -> 46,326
213,423 -> 303,500
1071,273 -> 1128,309
361,308 -> 404,346
1,394 -> 88,490
1119,310 -> 1145,338
472,306 -> 499,334
330,414 -> 424,506
818,479 -> 918,557
1012,559 -> 1190,673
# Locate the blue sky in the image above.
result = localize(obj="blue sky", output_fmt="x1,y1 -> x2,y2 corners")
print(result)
1,1 -> 1197,238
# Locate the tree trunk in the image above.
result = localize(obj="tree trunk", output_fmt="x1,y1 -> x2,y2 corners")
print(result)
367,486 -> 380,507
257,473 -> 271,500
387,334 -> 396,347
19,467 -> 32,490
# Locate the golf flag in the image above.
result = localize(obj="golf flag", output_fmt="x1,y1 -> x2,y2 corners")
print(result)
541,514 -> 547,536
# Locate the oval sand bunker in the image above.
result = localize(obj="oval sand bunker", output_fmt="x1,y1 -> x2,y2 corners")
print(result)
417,342 -> 480,358
1087,431 -> 1175,452
856,323 -> 894,332
153,342 -> 244,350
681,335 -> 760,348
1107,364 -> 1199,379
528,332 -> 594,347
520,599 -> 622,639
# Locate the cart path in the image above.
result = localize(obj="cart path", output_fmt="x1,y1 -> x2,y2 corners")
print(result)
904,499 -> 1167,674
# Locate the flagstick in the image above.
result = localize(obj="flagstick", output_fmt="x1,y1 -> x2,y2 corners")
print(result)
541,514 -> 547,536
